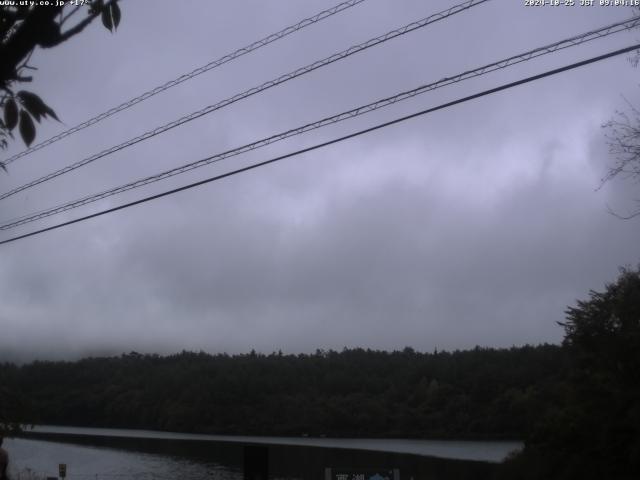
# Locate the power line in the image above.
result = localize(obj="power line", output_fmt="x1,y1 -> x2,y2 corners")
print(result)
1,43 -> 637,247
0,0 -> 490,202
2,16 -> 638,230
1,0 -> 368,166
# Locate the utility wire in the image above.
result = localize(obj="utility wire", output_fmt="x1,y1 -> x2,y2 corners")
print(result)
1,0 -> 368,166
1,43 -> 638,247
0,0 -> 490,202
1,16 -> 638,230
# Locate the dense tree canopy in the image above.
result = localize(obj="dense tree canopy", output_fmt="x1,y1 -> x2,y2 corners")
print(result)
501,265 -> 640,480
1,345 -> 567,439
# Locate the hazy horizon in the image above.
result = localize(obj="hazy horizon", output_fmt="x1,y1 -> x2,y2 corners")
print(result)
1,339 -> 565,364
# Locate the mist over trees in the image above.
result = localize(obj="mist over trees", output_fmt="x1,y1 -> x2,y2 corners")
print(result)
2,266 -> 638,480
0,6 -> 638,480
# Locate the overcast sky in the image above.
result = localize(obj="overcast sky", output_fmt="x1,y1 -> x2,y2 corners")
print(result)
1,0 -> 640,362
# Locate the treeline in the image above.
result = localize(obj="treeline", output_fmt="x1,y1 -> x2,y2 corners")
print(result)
3,267 -> 638,479
0,344 -> 568,439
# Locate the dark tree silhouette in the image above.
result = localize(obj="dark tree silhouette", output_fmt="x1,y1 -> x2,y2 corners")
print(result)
0,0 -> 121,169
500,265 -> 640,480
0,345 -> 568,439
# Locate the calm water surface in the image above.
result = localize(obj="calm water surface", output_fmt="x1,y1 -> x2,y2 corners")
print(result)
5,426 -> 522,480
7,436 -> 238,480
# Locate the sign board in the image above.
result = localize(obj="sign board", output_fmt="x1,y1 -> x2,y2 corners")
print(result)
324,468 -> 400,480
58,463 -> 67,478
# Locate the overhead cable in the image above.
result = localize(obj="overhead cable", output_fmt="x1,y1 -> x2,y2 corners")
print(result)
0,0 -> 490,201
2,16 -> 638,230
1,0 -> 369,166
1,43 -> 638,246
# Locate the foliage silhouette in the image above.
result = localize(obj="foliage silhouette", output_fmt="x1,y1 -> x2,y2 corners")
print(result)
499,265 -> 640,479
0,0 -> 121,165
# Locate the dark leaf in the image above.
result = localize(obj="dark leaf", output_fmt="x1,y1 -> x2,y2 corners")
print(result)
89,0 -> 104,15
17,91 -> 41,122
111,2 -> 121,30
19,110 -> 35,146
101,8 -> 113,32
4,98 -> 18,130
17,91 -> 59,122
45,103 -> 59,122
0,162 -> 6,173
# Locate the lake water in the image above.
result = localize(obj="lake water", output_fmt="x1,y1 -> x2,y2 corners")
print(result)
5,426 -> 522,480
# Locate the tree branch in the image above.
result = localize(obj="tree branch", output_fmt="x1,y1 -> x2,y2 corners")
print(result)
59,4 -> 82,27
606,203 -> 640,220
0,7 -> 62,84
57,10 -> 101,44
